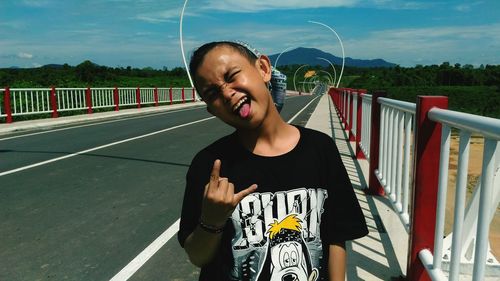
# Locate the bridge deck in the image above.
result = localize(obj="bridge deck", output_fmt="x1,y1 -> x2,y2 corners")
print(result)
0,95 -> 493,280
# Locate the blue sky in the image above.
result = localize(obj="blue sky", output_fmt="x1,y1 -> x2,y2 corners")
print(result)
1,0 -> 499,69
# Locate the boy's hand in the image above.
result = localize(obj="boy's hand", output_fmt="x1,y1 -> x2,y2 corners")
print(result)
200,159 -> 257,227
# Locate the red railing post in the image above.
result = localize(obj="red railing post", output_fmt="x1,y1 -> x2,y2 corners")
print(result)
407,96 -> 448,281
3,87 -> 13,123
355,89 -> 365,159
192,88 -> 195,102
50,86 -> 58,118
136,87 -> 141,108
169,87 -> 173,105
113,87 -> 119,111
348,89 -> 356,141
367,91 -> 386,196
181,87 -> 185,103
85,87 -> 93,114
154,87 -> 159,106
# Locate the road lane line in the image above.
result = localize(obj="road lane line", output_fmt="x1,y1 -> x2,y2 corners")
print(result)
0,116 -> 215,177
108,94 -> 321,280
109,219 -> 180,281
0,106 -> 206,141
287,95 -> 321,124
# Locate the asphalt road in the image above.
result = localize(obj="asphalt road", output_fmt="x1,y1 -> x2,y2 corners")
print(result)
0,95 -> 321,281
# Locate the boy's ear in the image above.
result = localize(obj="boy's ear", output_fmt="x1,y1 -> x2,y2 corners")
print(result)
256,55 -> 272,83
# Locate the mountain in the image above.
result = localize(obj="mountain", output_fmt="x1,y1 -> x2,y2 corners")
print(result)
42,64 -> 65,69
268,47 -> 396,68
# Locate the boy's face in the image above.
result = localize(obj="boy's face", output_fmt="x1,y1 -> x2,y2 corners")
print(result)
194,45 -> 272,129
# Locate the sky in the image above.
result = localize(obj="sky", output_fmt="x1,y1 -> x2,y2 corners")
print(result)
1,0 -> 499,69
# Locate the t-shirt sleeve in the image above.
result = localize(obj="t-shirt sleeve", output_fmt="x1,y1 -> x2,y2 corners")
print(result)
177,153 -> 211,248
322,137 -> 368,244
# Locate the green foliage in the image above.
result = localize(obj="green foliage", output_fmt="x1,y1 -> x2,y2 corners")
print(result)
382,86 -> 500,118
0,61 -> 190,88
343,63 -> 500,118
1,61 -> 499,119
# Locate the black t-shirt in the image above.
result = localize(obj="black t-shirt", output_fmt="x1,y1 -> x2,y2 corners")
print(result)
178,126 -> 368,281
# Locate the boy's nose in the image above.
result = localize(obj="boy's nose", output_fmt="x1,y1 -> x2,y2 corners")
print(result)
221,83 -> 236,101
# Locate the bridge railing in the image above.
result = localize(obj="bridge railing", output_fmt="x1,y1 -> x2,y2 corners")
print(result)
420,106 -> 500,281
329,89 -> 499,281
0,87 -> 197,123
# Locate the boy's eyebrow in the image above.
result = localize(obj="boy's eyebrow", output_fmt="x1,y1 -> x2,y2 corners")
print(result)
223,66 -> 238,80
201,85 -> 219,97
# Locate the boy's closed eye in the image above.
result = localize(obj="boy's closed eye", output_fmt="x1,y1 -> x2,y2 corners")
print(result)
202,69 -> 241,102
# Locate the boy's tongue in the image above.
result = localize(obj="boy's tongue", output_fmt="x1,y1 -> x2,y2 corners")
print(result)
238,103 -> 251,118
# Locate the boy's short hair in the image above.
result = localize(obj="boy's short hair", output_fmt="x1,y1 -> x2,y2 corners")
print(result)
189,41 -> 259,85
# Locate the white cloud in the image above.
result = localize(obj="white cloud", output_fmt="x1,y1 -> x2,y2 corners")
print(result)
17,52 -> 33,59
201,0 -> 432,12
203,0 -> 359,12
454,1 -> 483,12
21,0 -> 51,7
344,24 -> 500,66
135,8 -> 197,23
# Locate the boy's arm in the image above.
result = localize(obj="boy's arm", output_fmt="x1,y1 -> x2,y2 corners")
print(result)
329,242 -> 347,281
183,159 -> 257,267
184,224 -> 224,267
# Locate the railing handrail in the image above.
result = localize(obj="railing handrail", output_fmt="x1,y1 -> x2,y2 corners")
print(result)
378,97 -> 416,113
429,107 -> 500,140
9,88 -> 52,91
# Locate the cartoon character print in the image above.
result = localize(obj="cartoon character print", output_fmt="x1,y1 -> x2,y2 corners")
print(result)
256,214 -> 319,281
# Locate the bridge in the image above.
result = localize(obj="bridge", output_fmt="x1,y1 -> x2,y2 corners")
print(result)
1,86 -> 499,281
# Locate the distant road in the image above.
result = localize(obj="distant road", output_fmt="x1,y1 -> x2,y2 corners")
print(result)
0,95 -> 320,281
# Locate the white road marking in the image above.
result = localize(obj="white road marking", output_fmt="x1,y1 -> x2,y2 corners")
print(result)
107,94 -> 321,281
287,95 -> 321,124
0,106 -> 205,141
109,219 -> 180,281
0,117 -> 215,177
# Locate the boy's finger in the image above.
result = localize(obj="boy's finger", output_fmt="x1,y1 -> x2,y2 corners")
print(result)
208,159 -> 221,190
203,183 -> 210,197
218,177 -> 229,196
233,184 -> 258,204
226,182 -> 235,202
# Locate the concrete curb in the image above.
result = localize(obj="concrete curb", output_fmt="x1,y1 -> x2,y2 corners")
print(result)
0,102 -> 206,135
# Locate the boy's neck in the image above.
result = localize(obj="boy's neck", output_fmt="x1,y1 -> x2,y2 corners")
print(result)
236,111 -> 300,157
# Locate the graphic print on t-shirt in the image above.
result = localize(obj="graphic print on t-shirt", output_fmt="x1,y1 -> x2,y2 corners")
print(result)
230,188 -> 328,281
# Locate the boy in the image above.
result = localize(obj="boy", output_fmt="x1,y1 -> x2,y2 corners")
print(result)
178,41 -> 368,281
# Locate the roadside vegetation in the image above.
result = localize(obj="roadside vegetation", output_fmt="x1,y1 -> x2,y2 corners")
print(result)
1,61 -> 499,119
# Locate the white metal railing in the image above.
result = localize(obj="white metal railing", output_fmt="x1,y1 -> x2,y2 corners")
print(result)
141,88 -> 155,105
345,90 -> 350,129
0,87 -> 196,121
118,88 -> 136,106
56,88 -> 87,112
375,97 -> 415,232
423,108 -> 500,281
10,88 -> 52,116
329,89 -> 500,280
352,91 -> 358,138
360,94 -> 372,160
172,88 -> 183,103
91,88 -> 114,109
